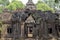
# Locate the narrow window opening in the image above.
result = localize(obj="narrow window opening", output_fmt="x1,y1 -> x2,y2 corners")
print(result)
29,27 -> 33,34
48,28 -> 52,34
59,28 -> 60,32
58,26 -> 60,32
7,27 -> 12,34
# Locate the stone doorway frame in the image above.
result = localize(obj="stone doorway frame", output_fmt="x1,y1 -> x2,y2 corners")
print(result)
24,22 -> 35,38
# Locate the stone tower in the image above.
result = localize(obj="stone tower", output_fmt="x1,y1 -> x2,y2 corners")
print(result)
26,0 -> 36,10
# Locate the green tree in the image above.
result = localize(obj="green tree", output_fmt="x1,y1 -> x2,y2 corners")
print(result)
0,0 -> 10,6
55,0 -> 59,3
0,0 -> 10,13
36,1 -> 55,12
6,1 -> 25,10
0,6 -> 4,13
54,0 -> 60,9
12,0 -> 19,2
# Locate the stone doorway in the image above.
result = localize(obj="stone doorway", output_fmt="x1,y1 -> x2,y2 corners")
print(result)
24,23 -> 34,38
24,15 -> 37,40
27,26 -> 33,37
24,23 -> 37,40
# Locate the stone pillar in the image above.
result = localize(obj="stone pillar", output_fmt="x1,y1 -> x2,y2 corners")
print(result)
2,24 -> 9,40
36,24 -> 40,40
39,21 -> 44,40
43,21 -> 48,40
33,23 -> 36,39
52,23 -> 58,39
12,22 -> 21,40
21,22 -> 25,40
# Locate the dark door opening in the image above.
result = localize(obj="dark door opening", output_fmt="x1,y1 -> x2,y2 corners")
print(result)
7,27 -> 13,34
24,23 -> 34,38
48,28 -> 52,34
28,27 -> 33,38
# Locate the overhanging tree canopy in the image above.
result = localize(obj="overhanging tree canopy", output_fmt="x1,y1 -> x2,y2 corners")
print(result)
6,1 -> 25,10
36,1 -> 55,12
0,0 -> 9,6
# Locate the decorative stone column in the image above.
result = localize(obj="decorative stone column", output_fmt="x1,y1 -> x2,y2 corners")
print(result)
21,22 -> 25,40
33,23 -> 36,38
52,22 -> 58,39
39,21 -> 44,40
36,23 -> 40,40
43,21 -> 48,40
2,24 -> 9,40
12,22 -> 21,40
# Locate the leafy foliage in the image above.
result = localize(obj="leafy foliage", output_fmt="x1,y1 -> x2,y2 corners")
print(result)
6,1 -> 25,10
12,0 -> 19,2
0,0 -> 56,13
0,0 -> 9,13
55,0 -> 59,3
0,0 -> 9,6
36,1 -> 55,12
0,6 -> 4,13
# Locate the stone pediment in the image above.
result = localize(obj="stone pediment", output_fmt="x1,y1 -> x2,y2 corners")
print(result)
25,15 -> 35,23
1,12 -> 12,21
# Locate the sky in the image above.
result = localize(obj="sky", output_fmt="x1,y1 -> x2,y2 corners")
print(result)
9,0 -> 38,5
20,0 -> 38,4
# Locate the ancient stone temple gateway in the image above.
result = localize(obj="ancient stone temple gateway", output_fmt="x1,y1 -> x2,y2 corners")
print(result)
0,0 -> 60,40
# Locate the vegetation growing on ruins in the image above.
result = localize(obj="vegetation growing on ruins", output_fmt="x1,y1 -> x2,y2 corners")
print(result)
0,0 -> 60,13
6,1 -> 25,10
36,1 -> 55,12
0,6 -> 3,13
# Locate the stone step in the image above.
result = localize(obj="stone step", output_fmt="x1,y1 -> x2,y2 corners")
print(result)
25,38 -> 38,40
